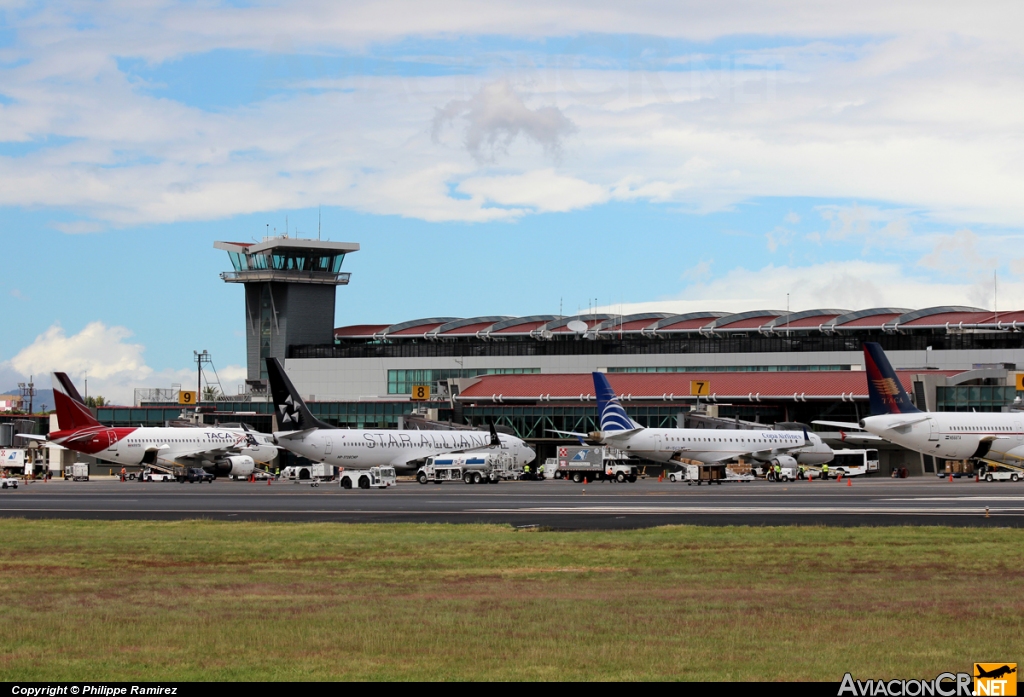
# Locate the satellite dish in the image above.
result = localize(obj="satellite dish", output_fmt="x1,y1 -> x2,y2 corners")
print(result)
567,320 -> 589,334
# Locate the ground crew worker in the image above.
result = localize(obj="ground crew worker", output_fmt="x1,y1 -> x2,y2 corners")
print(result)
120,467 -> 126,482
538,463 -> 545,478
774,462 -> 782,482
524,464 -> 531,479
821,463 -> 829,480
799,464 -> 806,480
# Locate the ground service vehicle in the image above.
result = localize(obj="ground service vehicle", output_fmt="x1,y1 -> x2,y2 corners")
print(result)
139,468 -> 174,482
282,464 -> 336,481
64,463 -> 90,481
979,464 -> 1022,483
418,455 -> 504,484
671,463 -> 726,485
830,449 -> 879,477
179,467 -> 215,483
340,466 -> 397,489
0,477 -> 18,489
548,446 -> 638,483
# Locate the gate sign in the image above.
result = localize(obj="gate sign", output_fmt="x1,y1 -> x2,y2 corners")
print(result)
690,380 -> 711,397
179,391 -> 198,405
411,385 -> 431,402
1016,374 -> 1024,391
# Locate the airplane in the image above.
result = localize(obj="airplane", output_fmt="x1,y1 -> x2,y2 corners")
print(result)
265,357 -> 536,471
17,372 -> 278,478
553,372 -> 834,469
976,666 -> 1016,680
814,343 -> 1024,465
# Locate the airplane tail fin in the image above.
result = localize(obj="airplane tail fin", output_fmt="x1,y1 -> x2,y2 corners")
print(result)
265,358 -> 331,432
863,343 -> 922,416
592,372 -> 642,434
52,372 -> 101,431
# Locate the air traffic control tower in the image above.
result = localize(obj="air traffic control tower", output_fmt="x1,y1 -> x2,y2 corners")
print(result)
215,237 -> 360,386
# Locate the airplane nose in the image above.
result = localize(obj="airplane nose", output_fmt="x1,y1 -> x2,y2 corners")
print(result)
526,447 -> 537,463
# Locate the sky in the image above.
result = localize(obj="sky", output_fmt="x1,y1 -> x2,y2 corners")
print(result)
2,1 -> 1024,404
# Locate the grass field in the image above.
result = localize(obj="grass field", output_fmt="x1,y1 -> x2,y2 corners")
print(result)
0,520 -> 1021,681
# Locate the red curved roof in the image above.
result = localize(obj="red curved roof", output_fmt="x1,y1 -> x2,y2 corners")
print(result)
390,322 -> 448,336
903,311 -> 995,327
658,316 -> 720,331
437,321 -> 498,336
777,315 -> 842,328
335,324 -> 390,338
601,319 -> 662,332
493,321 -> 548,335
838,313 -> 902,327
718,315 -> 782,329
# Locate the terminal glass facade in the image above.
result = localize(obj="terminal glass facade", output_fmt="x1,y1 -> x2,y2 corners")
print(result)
936,385 -> 1019,412
388,368 -> 540,394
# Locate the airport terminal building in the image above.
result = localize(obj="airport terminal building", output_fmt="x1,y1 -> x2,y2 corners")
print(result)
98,236 -> 1024,477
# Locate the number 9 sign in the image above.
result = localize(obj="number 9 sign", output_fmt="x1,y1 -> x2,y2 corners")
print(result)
179,391 -> 198,405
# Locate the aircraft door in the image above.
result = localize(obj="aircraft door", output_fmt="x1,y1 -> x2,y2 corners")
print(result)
324,438 -> 332,456
653,434 -> 663,456
1016,422 -> 1022,444
928,420 -> 938,442
106,430 -> 119,452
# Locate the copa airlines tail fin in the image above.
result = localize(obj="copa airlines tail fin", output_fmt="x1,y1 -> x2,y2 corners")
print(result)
265,358 -> 333,432
863,343 -> 922,416
52,372 -> 101,431
592,372 -> 643,436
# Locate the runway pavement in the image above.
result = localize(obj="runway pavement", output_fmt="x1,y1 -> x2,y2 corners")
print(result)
2,476 -> 1023,529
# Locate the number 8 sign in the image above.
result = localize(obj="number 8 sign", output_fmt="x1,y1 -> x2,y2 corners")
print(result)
411,385 -> 431,401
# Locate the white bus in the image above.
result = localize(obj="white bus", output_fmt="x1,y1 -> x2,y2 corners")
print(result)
830,449 -> 879,477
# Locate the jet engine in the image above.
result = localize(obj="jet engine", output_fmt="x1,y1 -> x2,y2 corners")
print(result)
770,455 -> 798,469
213,455 -> 256,477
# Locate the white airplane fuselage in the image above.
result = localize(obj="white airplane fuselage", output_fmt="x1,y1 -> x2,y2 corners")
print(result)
275,428 -> 537,471
48,425 -> 278,471
604,428 -> 834,465
862,412 -> 1024,463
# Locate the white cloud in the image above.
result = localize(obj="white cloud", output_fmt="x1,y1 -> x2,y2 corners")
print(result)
457,168 -> 608,213
432,81 -> 577,163
597,259 -> 1015,316
1,322 -> 246,406
0,2 -> 1024,229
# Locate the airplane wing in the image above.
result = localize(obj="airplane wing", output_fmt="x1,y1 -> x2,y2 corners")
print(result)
881,416 -> 932,431
602,428 -> 644,440
812,420 -> 864,430
14,433 -> 48,442
274,429 -> 317,441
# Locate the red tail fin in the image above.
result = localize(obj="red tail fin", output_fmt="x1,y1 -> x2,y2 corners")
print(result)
52,372 -> 101,431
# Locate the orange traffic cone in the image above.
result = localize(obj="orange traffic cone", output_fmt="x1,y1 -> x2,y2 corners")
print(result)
658,473 -> 664,483
583,477 -> 588,485
847,477 -> 852,487
949,475 -> 954,483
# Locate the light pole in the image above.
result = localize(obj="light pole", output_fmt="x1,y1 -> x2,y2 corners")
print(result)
195,350 -> 212,401
18,377 -> 34,414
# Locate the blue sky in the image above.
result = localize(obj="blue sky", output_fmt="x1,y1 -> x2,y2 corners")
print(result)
2,1 -> 1023,402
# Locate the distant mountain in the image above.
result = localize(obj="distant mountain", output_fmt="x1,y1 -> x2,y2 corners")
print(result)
0,389 -> 56,413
